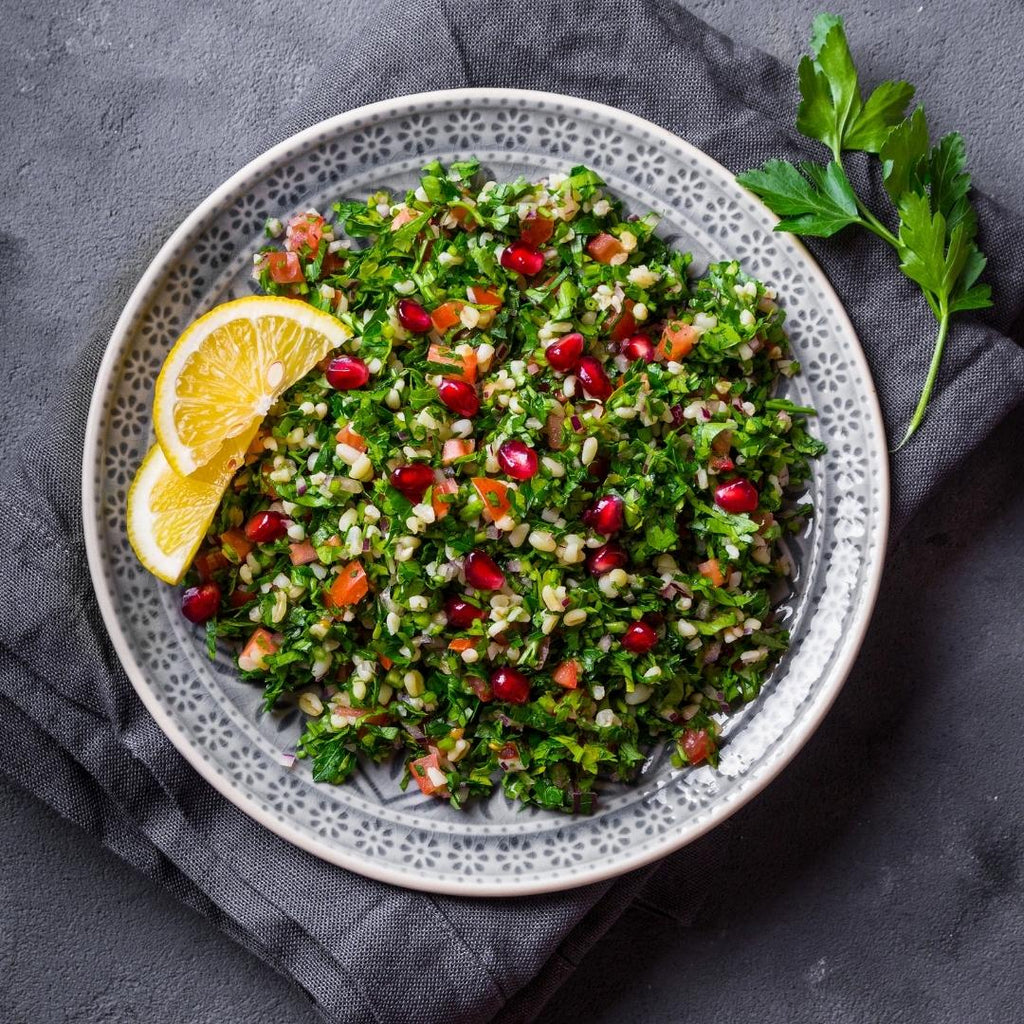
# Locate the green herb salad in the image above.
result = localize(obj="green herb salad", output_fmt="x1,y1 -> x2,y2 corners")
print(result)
184,159 -> 825,814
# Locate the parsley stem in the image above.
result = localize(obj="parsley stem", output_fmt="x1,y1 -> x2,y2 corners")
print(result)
895,298 -> 950,449
855,200 -> 899,249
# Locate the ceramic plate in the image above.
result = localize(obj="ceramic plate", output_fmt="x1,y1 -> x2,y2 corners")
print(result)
82,89 -> 888,895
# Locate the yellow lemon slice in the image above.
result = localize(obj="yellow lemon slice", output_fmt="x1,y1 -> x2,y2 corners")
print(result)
127,432 -> 253,584
153,296 -> 350,475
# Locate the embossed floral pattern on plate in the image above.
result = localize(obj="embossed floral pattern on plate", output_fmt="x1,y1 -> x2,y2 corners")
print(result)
82,90 -> 888,896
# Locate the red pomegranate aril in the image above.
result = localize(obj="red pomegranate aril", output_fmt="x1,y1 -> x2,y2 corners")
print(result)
181,582 -> 221,624
577,356 -> 613,401
583,494 -> 625,535
437,377 -> 480,417
586,455 -> 610,481
464,550 -> 506,591
500,240 -> 545,276
389,463 -> 436,503
622,334 -> 655,363
587,542 -> 628,576
490,666 -> 531,704
325,355 -> 370,390
622,621 -> 658,654
396,298 -> 432,333
244,510 -> 288,543
444,597 -> 486,629
544,332 -> 585,373
714,477 -> 759,514
497,439 -> 539,480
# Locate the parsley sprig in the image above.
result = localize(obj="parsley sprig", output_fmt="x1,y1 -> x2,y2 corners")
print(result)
736,13 -> 991,447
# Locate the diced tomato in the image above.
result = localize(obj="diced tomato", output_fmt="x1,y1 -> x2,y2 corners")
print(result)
220,529 -> 253,562
332,705 -> 390,728
552,659 -> 579,689
288,540 -> 318,565
608,299 -> 637,342
466,285 -> 503,307
238,627 -> 279,672
326,560 -> 369,610
430,301 -> 465,333
228,588 -> 255,608
471,477 -> 511,523
697,558 -> 727,587
449,204 -> 477,230
709,455 -> 735,474
390,207 -> 418,230
519,211 -> 555,247
466,675 -> 493,702
380,654 -> 393,670
586,232 -> 625,264
410,750 -> 447,796
658,321 -> 700,361
448,637 -> 476,652
334,425 -> 366,451
431,478 -> 459,520
442,439 -> 475,464
266,250 -> 304,284
681,728 -> 713,765
194,549 -> 228,582
427,343 -> 478,382
285,213 -> 324,253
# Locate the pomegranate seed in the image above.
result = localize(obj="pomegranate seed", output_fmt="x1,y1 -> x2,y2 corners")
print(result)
500,240 -> 545,276
389,463 -> 436,503
622,621 -> 658,654
180,582 -> 221,624
586,542 -> 628,576
244,510 -> 288,543
544,332 -> 585,372
326,355 -> 370,390
583,494 -> 625,535
444,597 -> 486,629
437,377 -> 480,417
586,455 -> 610,481
622,334 -> 655,363
490,666 -> 531,704
577,356 -> 613,401
497,439 -> 539,480
464,550 -> 506,591
714,477 -> 759,514
396,298 -> 432,333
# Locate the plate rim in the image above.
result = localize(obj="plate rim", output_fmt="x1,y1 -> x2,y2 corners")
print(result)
82,87 -> 890,896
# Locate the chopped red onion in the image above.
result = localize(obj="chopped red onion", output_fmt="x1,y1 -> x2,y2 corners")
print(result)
276,750 -> 297,768
295,479 -> 308,496
704,640 -> 722,664
598,634 -> 613,653
571,415 -> 583,432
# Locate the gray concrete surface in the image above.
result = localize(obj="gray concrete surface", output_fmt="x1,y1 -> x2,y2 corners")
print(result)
3,1 -> 1023,1022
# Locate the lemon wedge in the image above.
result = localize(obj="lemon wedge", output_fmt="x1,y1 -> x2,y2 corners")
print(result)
127,432 -> 253,584
153,296 -> 350,476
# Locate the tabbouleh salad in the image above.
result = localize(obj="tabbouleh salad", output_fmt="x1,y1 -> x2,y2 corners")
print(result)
181,158 -> 825,814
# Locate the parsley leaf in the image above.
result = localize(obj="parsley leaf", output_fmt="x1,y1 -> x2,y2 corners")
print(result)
735,159 -> 859,237
880,106 -> 929,199
738,11 -> 992,446
797,13 -> 914,157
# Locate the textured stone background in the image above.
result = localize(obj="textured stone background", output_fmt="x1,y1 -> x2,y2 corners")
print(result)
3,1 -> 1023,1021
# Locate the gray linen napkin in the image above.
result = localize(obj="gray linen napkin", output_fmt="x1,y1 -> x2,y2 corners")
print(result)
2,2 -> 1022,1023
